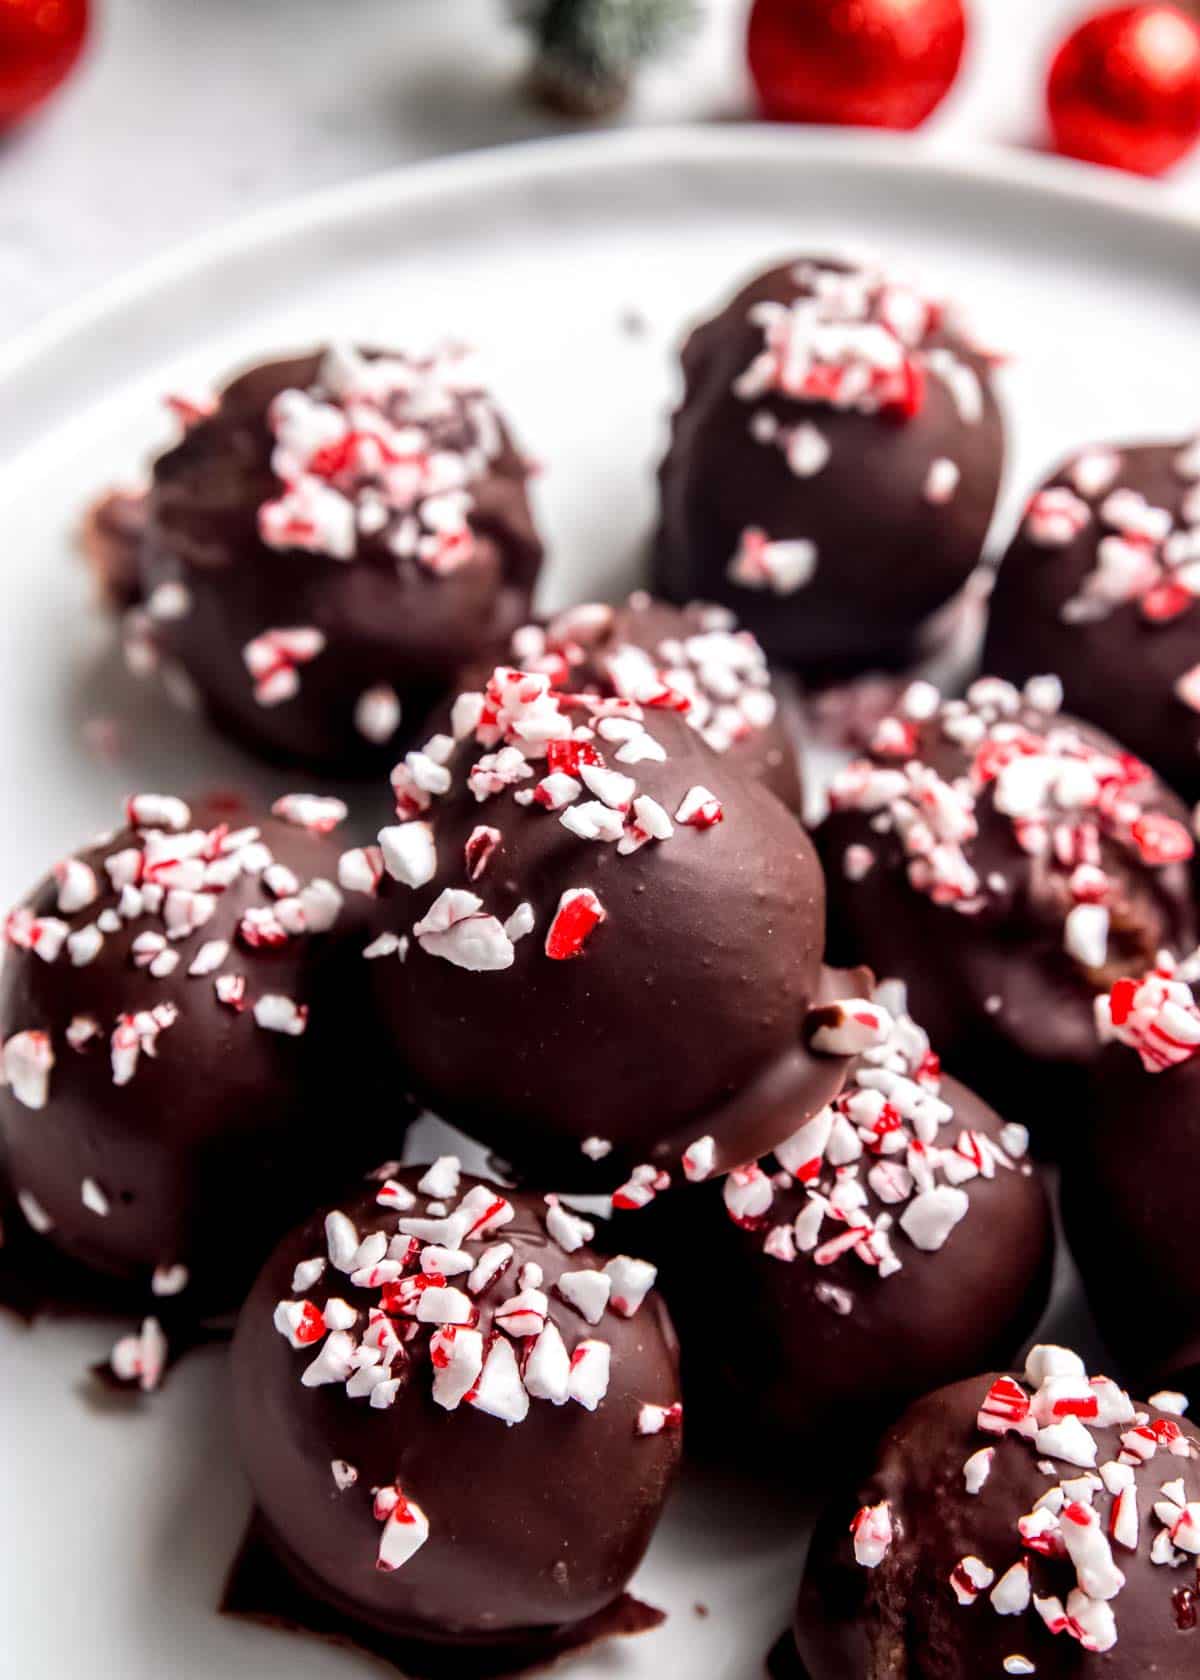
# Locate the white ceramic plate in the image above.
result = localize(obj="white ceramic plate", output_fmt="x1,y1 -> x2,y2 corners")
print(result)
1,127 -> 1197,1680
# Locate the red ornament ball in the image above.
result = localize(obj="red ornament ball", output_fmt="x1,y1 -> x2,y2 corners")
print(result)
747,0 -> 967,131
0,0 -> 88,129
1048,4 -> 1200,177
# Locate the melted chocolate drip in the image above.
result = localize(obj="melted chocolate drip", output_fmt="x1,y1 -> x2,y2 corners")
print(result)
223,1514 -> 665,1679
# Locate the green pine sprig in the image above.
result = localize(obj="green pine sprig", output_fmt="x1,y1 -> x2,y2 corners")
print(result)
515,0 -> 699,116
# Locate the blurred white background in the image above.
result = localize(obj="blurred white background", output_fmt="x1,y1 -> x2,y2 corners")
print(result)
2,0 -> 1198,334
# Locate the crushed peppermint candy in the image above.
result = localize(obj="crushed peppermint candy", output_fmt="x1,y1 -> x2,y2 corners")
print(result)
373,1485 -> 431,1572
151,1263 -> 190,1298
17,1188 -> 53,1233
637,1401 -> 683,1437
109,1316 -> 168,1393
853,1346 -> 1200,1659
505,598 -> 780,761
270,1163 -> 667,1541
730,999 -> 1031,1287
258,343 -> 504,576
243,627 -> 326,707
1097,961 -> 1200,1071
0,798 -> 347,1119
728,528 -> 816,596
2,1030 -> 54,1109
829,675 -> 1193,917
354,684 -> 402,746
545,888 -> 605,960
1019,446 -> 1200,628
734,261 -> 966,423
271,793 -> 347,835
851,1501 -> 894,1568
807,997 -> 892,1056
374,658 -> 755,973
728,259 -> 991,598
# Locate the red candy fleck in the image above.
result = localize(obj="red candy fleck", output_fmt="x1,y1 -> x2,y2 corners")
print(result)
295,1301 -> 326,1346
464,826 -> 501,880
462,1195 -> 513,1241
977,1375 -> 1031,1435
545,889 -> 606,960
882,357 -> 926,423
1142,581 -> 1193,623
677,788 -> 725,829
238,910 -> 289,950
915,1051 -> 941,1086
864,1103 -> 904,1153
642,682 -> 692,714
1109,978 -> 1136,1026
430,1326 -> 457,1369
1053,1396 -> 1099,1420
1131,813 -> 1194,866
546,738 -> 604,777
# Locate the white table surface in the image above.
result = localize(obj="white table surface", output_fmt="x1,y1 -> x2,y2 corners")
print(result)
2,0 -> 1198,340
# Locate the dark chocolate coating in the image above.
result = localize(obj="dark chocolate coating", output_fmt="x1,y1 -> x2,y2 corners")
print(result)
464,595 -> 803,812
1063,1033 -> 1200,1395
653,258 -> 1004,682
231,1172 -> 681,1652
649,1075 -> 1052,1465
370,707 -> 838,1187
81,486 -> 147,611
140,351 -> 543,770
792,1375 -> 1200,1678
985,440 -> 1200,803
0,797 -> 395,1313
816,703 -> 1197,1146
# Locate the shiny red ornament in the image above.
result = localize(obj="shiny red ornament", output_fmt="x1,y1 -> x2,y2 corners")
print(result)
747,0 -> 967,130
0,0 -> 88,129
1047,4 -> 1200,177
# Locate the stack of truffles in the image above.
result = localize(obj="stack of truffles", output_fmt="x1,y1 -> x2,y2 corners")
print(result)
5,250 -> 1200,1677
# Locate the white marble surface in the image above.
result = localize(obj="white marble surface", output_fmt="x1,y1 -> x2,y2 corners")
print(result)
2,0 -> 1198,338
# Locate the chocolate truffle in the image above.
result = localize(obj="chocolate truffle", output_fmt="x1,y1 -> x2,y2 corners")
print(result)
1062,962 -> 1200,1396
653,256 -> 1004,684
0,792 -> 394,1325
366,664 -> 854,1189
649,993 -> 1052,1461
473,593 -> 803,810
137,345 -> 543,768
790,1346 -> 1200,1678
985,437 -> 1200,803
230,1164 -> 681,1665
816,676 -> 1197,1145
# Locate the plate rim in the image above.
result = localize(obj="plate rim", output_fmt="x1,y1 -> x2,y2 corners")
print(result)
0,122 -> 1197,447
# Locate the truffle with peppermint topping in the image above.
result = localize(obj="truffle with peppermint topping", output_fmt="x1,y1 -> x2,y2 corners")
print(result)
787,1346 -> 1200,1678
366,665 -> 855,1188
1062,961 -> 1200,1398
228,1165 -> 681,1666
816,676 -> 1197,1147
0,793 -> 396,1322
471,593 -> 803,811
647,993 -> 1052,1462
136,344 -> 543,769
653,256 -> 1005,685
985,438 -> 1200,803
